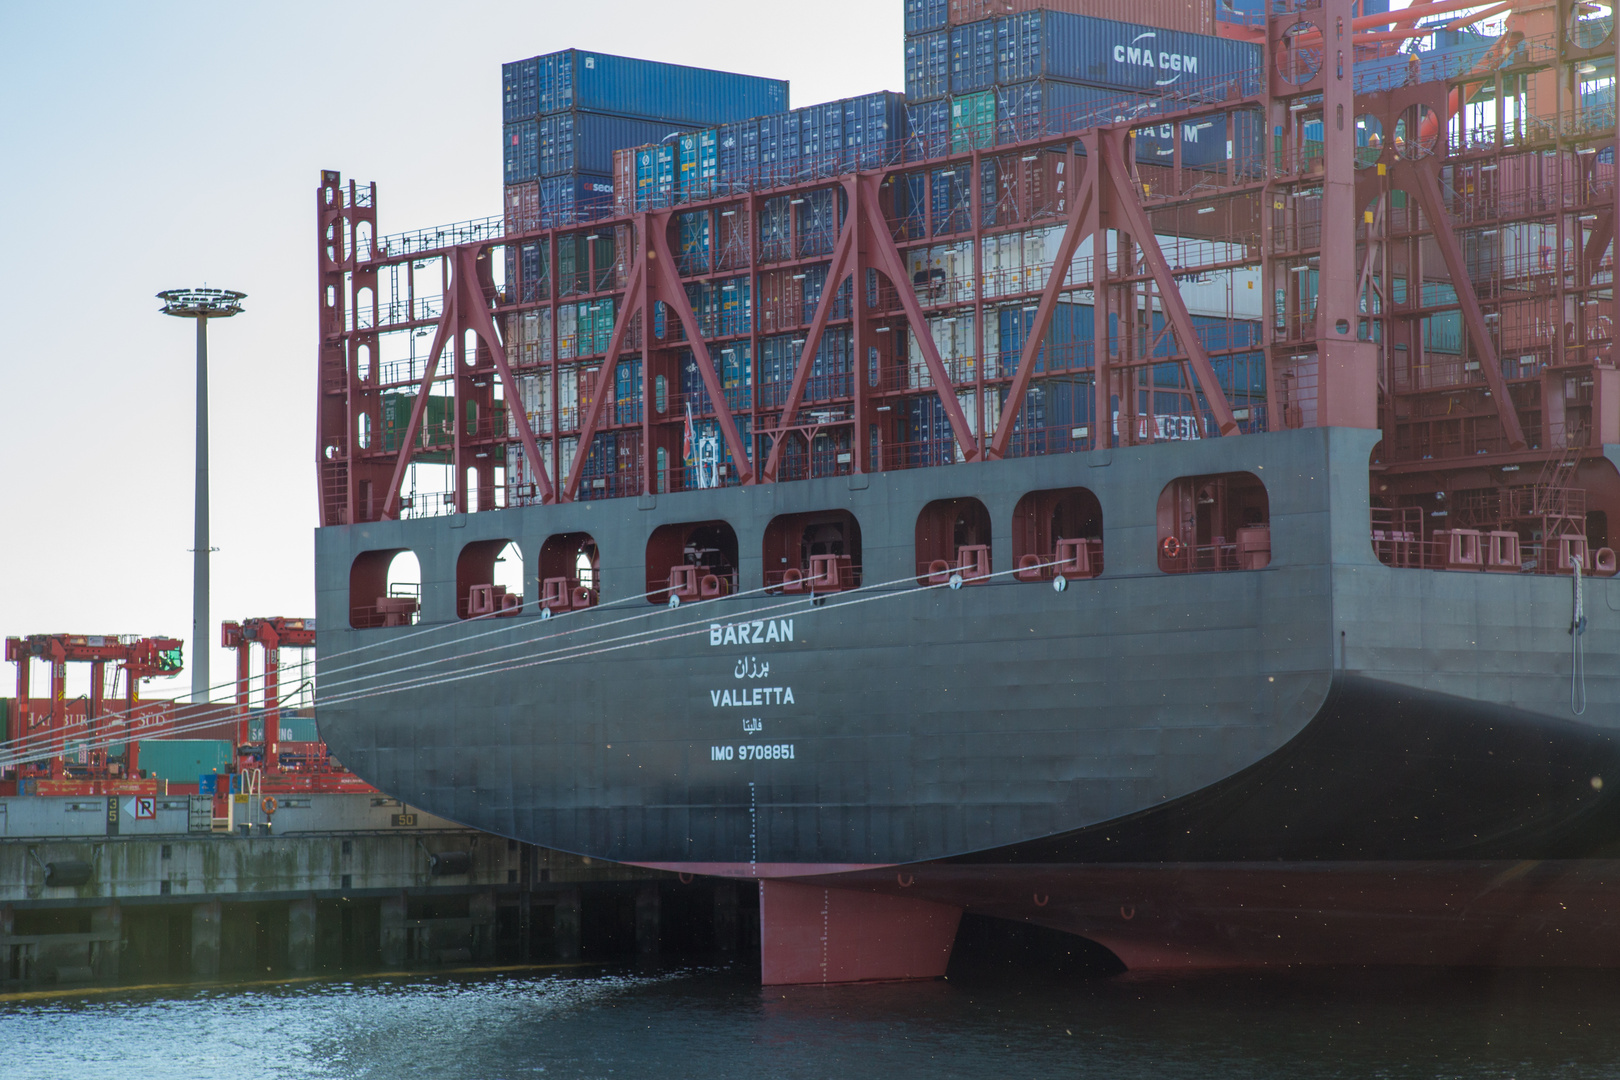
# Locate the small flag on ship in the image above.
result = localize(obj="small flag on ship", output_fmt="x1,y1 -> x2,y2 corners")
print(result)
683,402 -> 696,464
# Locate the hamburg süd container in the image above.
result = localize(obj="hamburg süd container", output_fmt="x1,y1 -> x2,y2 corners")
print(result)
697,128 -> 720,196
522,49 -> 789,125
538,112 -> 686,177
678,132 -> 700,195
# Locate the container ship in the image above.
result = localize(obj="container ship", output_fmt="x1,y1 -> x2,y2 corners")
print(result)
311,0 -> 1620,983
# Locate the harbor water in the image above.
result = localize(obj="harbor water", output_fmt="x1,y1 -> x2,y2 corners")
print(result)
5,963 -> 1620,1079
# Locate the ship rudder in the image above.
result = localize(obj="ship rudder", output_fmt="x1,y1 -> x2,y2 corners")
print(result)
759,880 -> 961,986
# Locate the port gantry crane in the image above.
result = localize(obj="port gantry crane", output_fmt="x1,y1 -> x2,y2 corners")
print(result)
221,617 -> 316,774
4,634 -> 184,780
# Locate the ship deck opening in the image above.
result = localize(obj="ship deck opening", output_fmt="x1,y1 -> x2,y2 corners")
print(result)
916,496 -> 993,585
647,520 -> 739,602
349,548 -> 422,628
763,510 -> 862,592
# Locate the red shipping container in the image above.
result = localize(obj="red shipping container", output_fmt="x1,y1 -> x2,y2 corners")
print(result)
505,182 -> 541,235
613,148 -> 637,216
758,269 -> 806,333
948,0 -> 1214,36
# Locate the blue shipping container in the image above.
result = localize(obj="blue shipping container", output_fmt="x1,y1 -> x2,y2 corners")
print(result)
696,129 -> 719,197
798,100 -> 846,172
635,146 -> 657,210
505,120 -> 540,184
530,49 -> 789,125
759,111 -> 802,184
678,132 -> 700,194
995,11 -> 1263,96
654,144 -> 677,208
906,99 -> 951,160
541,173 -> 614,225
538,112 -> 685,177
503,57 -> 541,123
996,79 -> 1141,144
950,20 -> 998,94
1217,0 -> 1387,24
845,91 -> 907,171
905,0 -> 948,35
1354,32 -> 1519,95
906,31 -> 950,102
716,120 -> 759,188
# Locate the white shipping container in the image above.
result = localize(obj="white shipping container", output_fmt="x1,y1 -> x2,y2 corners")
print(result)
559,436 -> 579,486
909,313 -> 987,386
905,240 -> 975,305
508,373 -> 553,437
557,305 -> 578,360
505,440 -> 555,507
559,364 -> 582,430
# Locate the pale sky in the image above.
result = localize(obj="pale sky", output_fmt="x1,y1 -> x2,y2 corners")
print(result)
0,1 -> 900,698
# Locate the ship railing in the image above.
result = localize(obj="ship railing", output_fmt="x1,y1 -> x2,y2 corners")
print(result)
880,437 -> 963,472
1000,424 -> 1094,459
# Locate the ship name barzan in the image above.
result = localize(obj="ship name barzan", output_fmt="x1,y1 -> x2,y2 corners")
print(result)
709,619 -> 794,646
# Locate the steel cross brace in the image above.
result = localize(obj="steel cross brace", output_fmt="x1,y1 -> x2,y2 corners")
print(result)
645,210 -> 756,484
1096,129 -> 1239,438
988,145 -> 1096,459
763,173 -> 980,476
381,245 -> 557,517
1405,160 -> 1527,450
854,173 -> 981,461
762,178 -> 858,481
567,255 -> 645,500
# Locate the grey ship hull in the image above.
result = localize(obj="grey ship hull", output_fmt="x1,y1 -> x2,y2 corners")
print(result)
315,427 -> 1620,967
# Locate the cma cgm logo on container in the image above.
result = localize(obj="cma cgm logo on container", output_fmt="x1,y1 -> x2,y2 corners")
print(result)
1112,32 -> 1199,86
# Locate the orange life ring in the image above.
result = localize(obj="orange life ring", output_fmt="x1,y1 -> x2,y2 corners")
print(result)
1160,536 -> 1183,560
261,795 -> 278,816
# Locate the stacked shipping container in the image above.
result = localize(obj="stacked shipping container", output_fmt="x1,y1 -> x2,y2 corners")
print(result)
907,9 -> 1263,169
620,91 -> 909,210
503,49 -> 789,231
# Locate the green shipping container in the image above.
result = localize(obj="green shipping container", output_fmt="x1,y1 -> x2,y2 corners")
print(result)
0,697 -> 8,744
382,393 -> 505,462
247,716 -> 320,742
137,740 -> 234,782
951,91 -> 995,152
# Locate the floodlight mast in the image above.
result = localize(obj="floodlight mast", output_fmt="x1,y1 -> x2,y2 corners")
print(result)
158,288 -> 246,704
